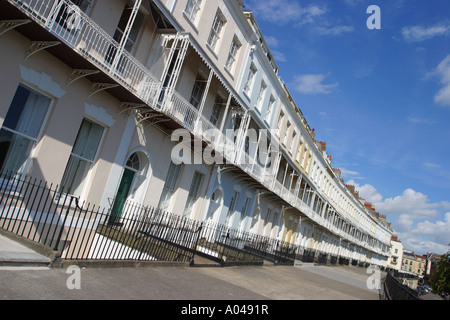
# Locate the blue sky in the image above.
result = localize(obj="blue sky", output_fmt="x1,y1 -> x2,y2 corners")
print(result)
244,0 -> 450,255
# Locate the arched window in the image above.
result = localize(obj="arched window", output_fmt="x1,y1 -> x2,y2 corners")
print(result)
126,153 -> 140,171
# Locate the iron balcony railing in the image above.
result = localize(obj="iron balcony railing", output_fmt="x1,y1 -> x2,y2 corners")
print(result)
7,0 -> 388,258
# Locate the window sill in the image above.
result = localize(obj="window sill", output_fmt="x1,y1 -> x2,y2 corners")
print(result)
242,90 -> 252,102
224,66 -> 235,81
263,118 -> 272,129
206,43 -> 219,60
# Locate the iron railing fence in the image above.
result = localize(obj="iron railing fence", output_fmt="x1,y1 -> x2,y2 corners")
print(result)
0,172 -> 305,265
196,220 -> 298,265
87,201 -> 203,263
0,171 -> 203,262
0,171 -> 104,256
384,272 -> 420,300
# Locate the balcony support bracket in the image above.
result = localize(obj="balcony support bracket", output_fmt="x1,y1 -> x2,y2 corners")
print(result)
138,111 -> 170,126
119,103 -> 148,115
88,83 -> 119,99
68,69 -> 100,86
0,19 -> 31,36
25,41 -> 60,61
217,165 -> 236,174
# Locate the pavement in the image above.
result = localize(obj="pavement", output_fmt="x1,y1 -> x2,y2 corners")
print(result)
0,230 -> 441,303
0,230 -> 380,301
0,233 -> 52,268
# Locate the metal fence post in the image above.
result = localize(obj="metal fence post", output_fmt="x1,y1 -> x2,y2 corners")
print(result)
191,222 -> 203,264
54,195 -> 77,251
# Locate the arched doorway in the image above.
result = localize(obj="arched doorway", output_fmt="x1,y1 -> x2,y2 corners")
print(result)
109,153 -> 142,222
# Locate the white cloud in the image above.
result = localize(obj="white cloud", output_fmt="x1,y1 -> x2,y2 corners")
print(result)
299,5 -> 328,25
376,189 -> 440,218
411,212 -> 450,240
262,35 -> 287,62
397,214 -> 414,232
401,24 -> 450,42
272,50 -> 287,62
399,213 -> 450,253
247,0 -> 354,39
423,162 -> 442,169
245,0 -> 326,25
435,85 -> 450,106
341,0 -> 364,6
431,54 -> 450,107
260,36 -> 286,63
341,169 -> 360,177
264,36 -> 279,48
435,55 -> 450,83
397,235 -> 449,256
339,169 -> 364,183
440,201 -> 450,210
292,73 -> 338,94
348,180 -> 383,203
349,183 -> 450,254
407,117 -> 435,125
351,59 -> 377,79
315,25 -> 354,36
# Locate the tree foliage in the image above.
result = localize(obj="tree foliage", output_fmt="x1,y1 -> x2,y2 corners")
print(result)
431,255 -> 450,295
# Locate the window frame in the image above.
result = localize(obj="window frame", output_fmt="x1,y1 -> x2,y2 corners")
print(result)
59,118 -> 105,198
158,161 -> 182,211
0,84 -> 53,178
184,0 -> 202,24
226,190 -> 239,225
265,95 -> 275,121
189,73 -> 207,109
207,10 -> 226,52
243,64 -> 257,96
184,171 -> 204,216
239,196 -> 251,229
225,36 -> 241,74
255,80 -> 267,112
209,95 -> 224,126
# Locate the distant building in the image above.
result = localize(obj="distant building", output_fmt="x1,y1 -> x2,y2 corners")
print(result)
401,250 -> 426,277
424,253 -> 442,283
387,235 -> 403,271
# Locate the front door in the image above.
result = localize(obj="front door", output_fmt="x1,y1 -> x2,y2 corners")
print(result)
110,168 -> 135,222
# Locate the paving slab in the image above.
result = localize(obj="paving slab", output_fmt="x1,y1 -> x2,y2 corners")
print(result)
0,234 -> 51,267
0,232 -> 382,301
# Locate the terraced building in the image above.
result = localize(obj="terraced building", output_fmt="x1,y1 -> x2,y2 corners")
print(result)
0,0 -> 392,267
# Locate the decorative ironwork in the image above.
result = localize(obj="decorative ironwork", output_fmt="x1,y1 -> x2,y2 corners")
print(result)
68,69 -> 100,86
25,41 -> 60,60
88,82 -> 119,99
0,19 -> 31,36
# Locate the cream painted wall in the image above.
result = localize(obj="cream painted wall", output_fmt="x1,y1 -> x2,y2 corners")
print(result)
170,0 -> 249,89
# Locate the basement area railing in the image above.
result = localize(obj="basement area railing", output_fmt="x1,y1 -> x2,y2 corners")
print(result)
0,172 -> 307,265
